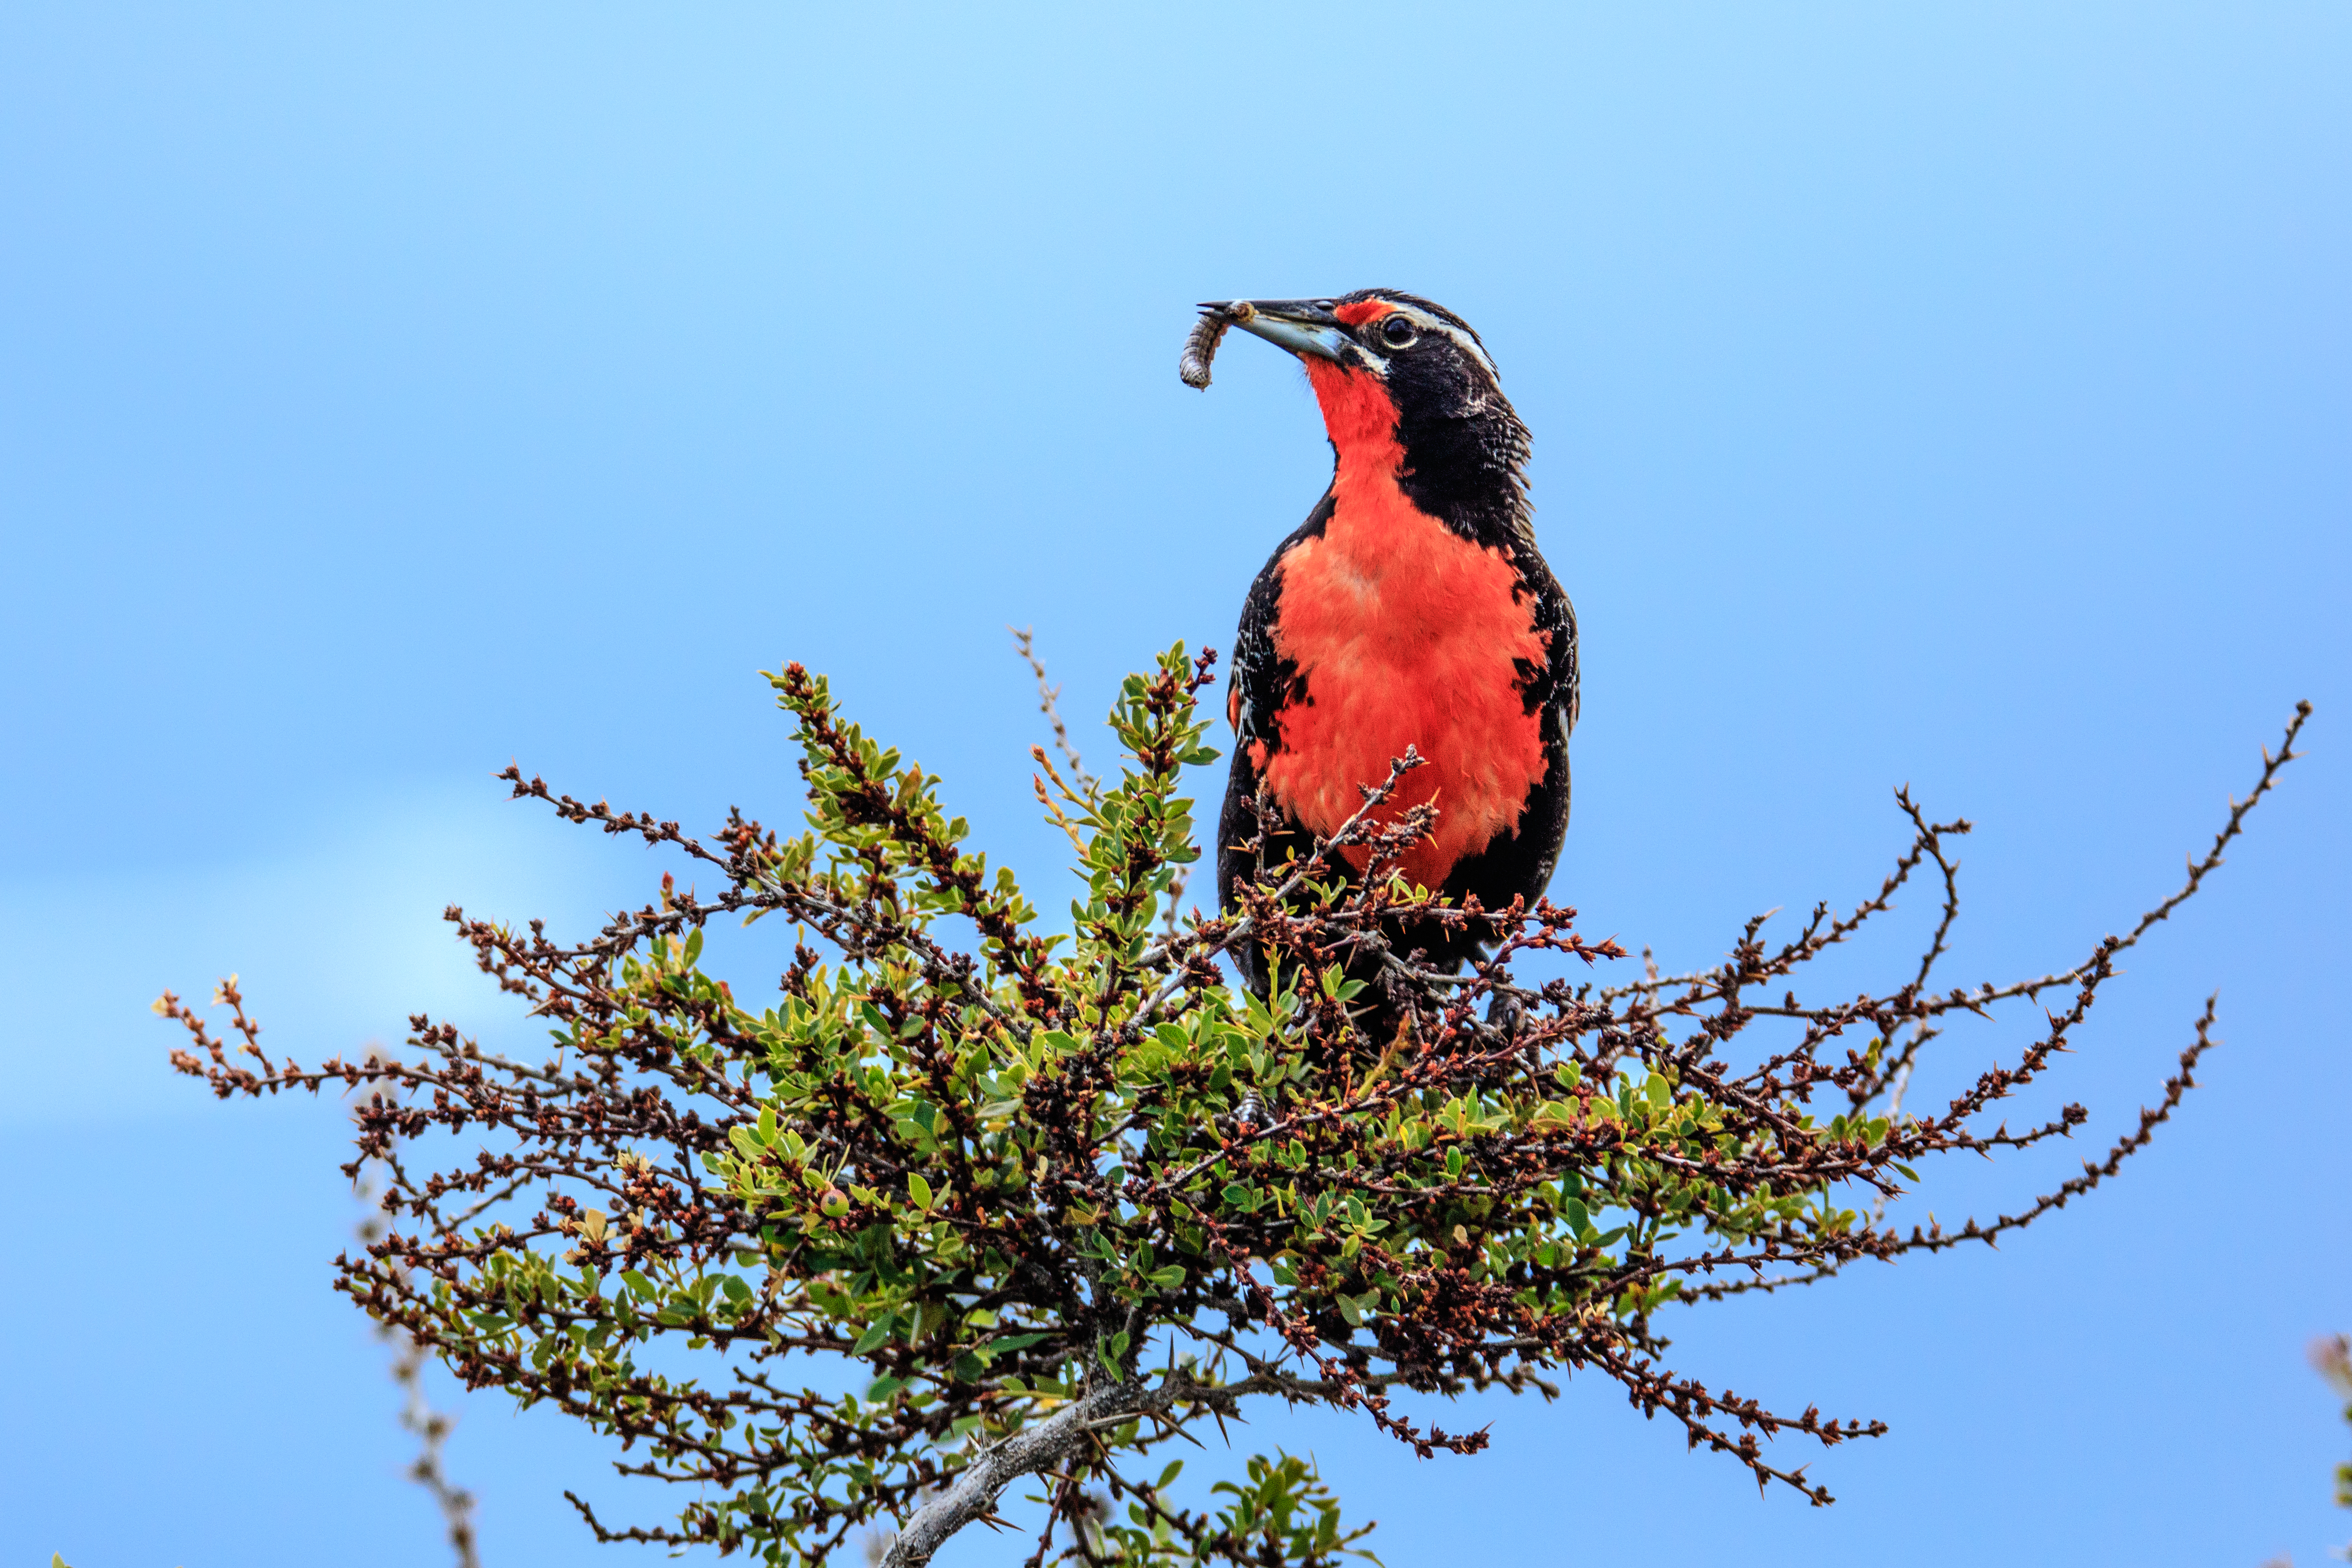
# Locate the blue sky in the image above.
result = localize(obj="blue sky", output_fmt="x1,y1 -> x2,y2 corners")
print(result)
3,3 -> 2347,1564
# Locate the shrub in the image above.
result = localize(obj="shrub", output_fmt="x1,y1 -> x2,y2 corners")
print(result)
161,645 -> 2306,1567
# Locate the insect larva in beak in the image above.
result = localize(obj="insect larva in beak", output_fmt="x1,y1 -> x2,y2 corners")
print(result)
1178,301 -> 1254,390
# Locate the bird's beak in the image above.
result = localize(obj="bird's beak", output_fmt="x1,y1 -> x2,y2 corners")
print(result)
1207,299 -> 1349,364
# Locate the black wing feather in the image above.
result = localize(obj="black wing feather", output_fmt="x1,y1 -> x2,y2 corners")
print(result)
1216,486 -> 1334,993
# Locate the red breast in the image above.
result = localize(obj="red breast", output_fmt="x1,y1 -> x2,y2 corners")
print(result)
1251,358 -> 1552,891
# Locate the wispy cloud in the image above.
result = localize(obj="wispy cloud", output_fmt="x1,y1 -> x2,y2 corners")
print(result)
0,784 -> 664,1128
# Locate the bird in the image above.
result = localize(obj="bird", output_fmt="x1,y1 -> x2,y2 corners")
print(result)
1205,291 -> 1577,1036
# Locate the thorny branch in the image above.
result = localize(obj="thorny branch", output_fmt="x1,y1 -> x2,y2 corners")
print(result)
159,651 -> 2309,1568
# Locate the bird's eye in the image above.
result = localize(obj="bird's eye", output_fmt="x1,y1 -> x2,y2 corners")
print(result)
1377,315 -> 1419,349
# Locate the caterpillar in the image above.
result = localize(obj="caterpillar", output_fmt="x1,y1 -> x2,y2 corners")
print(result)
1178,301 -> 1254,391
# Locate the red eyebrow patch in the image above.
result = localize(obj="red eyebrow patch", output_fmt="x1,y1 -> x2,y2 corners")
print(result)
1332,300 -> 1394,326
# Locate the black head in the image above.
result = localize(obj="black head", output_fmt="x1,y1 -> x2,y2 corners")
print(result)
1216,289 -> 1534,547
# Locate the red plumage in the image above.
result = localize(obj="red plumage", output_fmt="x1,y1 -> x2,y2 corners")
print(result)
1248,359 -> 1553,893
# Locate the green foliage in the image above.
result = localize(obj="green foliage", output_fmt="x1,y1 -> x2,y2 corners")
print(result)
161,648 -> 2303,1568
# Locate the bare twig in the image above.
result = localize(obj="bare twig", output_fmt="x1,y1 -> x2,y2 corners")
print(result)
355,1135 -> 481,1568
1012,626 -> 1099,799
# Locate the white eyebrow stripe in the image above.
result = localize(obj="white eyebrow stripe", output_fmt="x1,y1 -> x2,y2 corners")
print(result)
1384,304 -> 1499,380
1428,321 -> 1498,379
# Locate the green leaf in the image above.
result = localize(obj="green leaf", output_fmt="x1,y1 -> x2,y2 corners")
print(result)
985,1331 -> 1049,1358
907,1173 -> 934,1211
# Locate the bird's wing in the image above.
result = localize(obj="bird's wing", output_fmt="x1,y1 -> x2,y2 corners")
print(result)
1529,563 -> 1578,849
1225,485 -> 1333,757
1538,572 -> 1578,740
1218,485 -> 1335,933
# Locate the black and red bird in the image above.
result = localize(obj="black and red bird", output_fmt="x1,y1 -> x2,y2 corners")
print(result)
1205,291 -> 1577,1019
